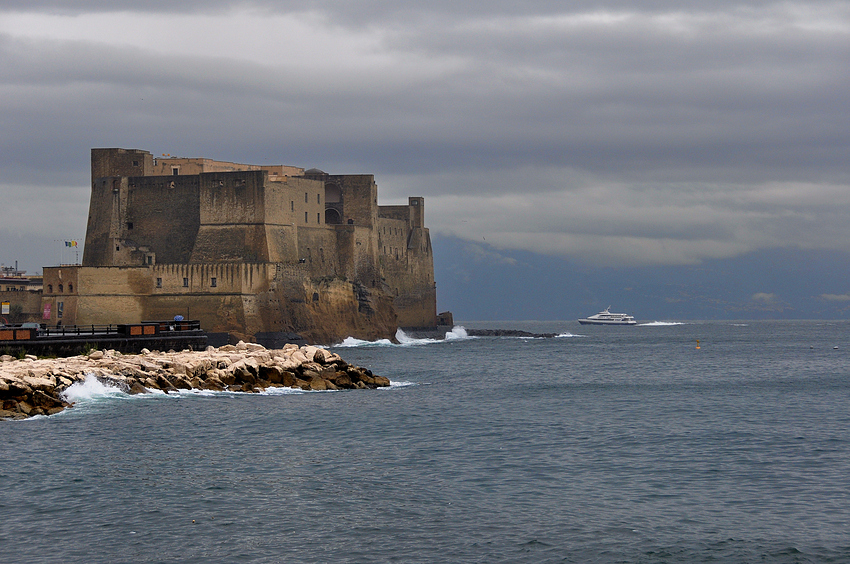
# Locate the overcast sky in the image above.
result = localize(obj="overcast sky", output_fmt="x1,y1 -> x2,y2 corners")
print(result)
2,0 -> 849,275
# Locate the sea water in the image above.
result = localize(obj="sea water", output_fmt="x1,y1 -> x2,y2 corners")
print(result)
2,320 -> 850,563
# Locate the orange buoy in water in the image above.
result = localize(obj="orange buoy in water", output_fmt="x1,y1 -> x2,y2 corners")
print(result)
696,339 -> 701,350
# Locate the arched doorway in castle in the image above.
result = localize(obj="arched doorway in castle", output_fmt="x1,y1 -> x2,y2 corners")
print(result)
325,208 -> 342,224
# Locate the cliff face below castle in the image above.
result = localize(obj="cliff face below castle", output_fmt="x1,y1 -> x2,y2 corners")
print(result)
265,278 -> 398,345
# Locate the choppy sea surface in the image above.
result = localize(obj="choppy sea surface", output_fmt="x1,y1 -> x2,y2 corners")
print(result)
3,320 -> 850,563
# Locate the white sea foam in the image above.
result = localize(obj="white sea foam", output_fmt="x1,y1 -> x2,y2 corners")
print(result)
555,332 -> 583,338
639,321 -> 685,327
383,380 -> 417,389
445,325 -> 469,340
395,328 -> 440,346
336,336 -> 395,347
260,386 -> 306,395
335,326 -> 472,348
60,373 -> 127,403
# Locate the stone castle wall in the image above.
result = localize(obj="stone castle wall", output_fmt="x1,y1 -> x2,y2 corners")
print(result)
46,148 -> 437,343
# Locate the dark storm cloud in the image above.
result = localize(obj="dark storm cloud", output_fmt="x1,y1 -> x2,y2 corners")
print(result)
1,0 -> 849,272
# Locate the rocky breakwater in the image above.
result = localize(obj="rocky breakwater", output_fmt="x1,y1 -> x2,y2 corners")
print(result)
0,342 -> 389,420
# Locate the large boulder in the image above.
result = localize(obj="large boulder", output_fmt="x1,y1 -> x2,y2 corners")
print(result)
312,348 -> 331,365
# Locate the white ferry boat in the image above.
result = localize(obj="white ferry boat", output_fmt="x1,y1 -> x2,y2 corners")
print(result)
578,306 -> 637,325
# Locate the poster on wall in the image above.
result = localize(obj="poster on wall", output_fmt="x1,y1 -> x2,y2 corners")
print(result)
1,302 -> 9,315
43,303 -> 51,320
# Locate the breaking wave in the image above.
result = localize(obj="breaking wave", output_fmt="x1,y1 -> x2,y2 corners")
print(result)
444,326 -> 469,340
335,326 -> 472,348
60,373 -> 127,403
555,332 -> 583,338
337,336 -> 396,347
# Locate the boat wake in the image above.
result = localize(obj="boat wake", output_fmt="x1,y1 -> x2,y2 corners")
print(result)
639,321 -> 685,327
555,332 -> 584,338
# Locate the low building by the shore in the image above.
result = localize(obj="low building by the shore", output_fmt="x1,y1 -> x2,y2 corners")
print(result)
1,265 -> 44,325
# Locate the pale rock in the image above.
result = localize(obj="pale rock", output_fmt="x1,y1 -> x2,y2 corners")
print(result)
303,346 -> 319,361
278,358 -> 300,371
245,343 -> 265,352
236,340 -> 248,351
22,376 -> 56,392
88,350 -> 105,360
252,352 -> 271,363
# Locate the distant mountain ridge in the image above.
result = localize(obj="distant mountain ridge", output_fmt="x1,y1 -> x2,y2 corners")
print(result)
432,235 -> 850,321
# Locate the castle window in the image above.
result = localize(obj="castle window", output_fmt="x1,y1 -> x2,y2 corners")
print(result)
317,212 -> 320,224
127,222 -> 133,230
48,284 -> 53,293
304,192 -> 308,203
305,211 -> 308,223
116,246 -> 120,251
59,284 -> 63,293
146,256 -> 152,265
69,284 -> 73,293
291,201 -> 294,211
156,278 -> 162,288
133,160 -> 139,167
317,193 -> 321,204
211,277 -> 217,288
172,167 -> 179,176
183,277 -> 189,287
312,292 -> 319,302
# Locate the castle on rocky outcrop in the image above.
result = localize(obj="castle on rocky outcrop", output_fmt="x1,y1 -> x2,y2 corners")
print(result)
41,148 -> 438,344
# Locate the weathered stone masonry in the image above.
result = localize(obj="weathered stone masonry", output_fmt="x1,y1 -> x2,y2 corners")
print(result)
42,149 -> 438,344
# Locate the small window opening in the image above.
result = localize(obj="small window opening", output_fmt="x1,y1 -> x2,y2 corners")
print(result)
127,222 -> 133,230
183,277 -> 189,287
291,201 -> 294,211
172,168 -> 179,176
48,284 -> 53,293
304,192 -> 308,203
59,284 -> 63,293
305,211 -> 308,223
68,284 -> 73,292
312,292 -> 319,302
116,246 -> 120,251
211,277 -> 217,287
317,193 -> 321,204
133,160 -> 139,167
156,278 -> 162,288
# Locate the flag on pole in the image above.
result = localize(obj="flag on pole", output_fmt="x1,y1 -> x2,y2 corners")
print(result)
65,240 -> 78,247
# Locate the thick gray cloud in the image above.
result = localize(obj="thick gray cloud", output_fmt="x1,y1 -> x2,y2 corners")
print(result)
1,0 -> 849,274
